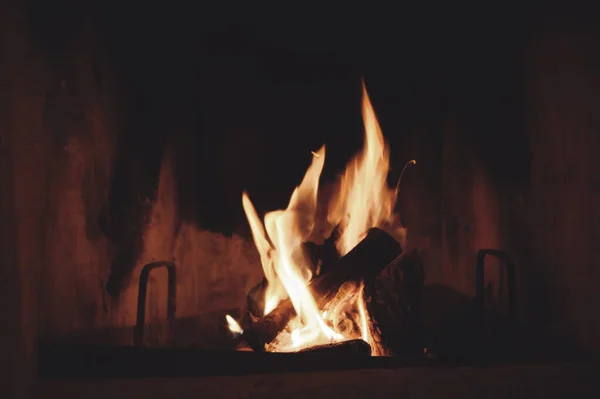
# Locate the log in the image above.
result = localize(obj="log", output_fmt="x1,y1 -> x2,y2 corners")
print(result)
297,338 -> 371,356
242,228 -> 402,351
245,278 -> 268,322
318,224 -> 341,274
242,298 -> 296,352
364,249 -> 425,356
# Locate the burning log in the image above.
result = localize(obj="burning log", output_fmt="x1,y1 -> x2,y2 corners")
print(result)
245,242 -> 321,323
364,249 -> 425,356
245,278 -> 268,323
317,223 -> 342,274
301,241 -> 321,275
242,227 -> 402,351
297,338 -> 371,356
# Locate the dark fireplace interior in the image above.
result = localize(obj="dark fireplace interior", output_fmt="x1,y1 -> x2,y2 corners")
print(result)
2,2 -> 600,398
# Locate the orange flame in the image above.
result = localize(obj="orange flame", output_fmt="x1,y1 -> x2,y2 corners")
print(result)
242,145 -> 343,348
225,314 -> 243,335
230,81 -> 406,353
329,82 -> 406,256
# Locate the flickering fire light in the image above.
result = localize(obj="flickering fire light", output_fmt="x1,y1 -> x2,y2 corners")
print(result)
227,82 -> 410,353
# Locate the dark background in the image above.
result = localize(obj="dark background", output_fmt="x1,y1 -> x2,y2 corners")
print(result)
25,2 -> 532,230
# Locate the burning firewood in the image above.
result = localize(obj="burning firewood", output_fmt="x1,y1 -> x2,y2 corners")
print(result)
364,248 -> 425,356
245,277 -> 269,323
245,241 -> 321,323
297,338 -> 371,356
242,227 -> 402,351
232,82 -> 418,354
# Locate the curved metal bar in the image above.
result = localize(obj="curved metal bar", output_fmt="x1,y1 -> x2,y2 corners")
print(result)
475,249 -> 516,322
134,261 -> 177,346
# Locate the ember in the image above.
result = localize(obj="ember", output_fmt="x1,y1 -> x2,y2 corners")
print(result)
226,82 -> 418,354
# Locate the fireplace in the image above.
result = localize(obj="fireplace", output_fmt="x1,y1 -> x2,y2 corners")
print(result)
2,2 -> 600,398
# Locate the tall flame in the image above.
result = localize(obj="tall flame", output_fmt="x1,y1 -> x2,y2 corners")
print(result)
236,81 -> 405,352
329,82 -> 406,256
243,145 -> 343,348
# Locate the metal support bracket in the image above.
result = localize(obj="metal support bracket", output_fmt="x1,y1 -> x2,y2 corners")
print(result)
134,261 -> 176,346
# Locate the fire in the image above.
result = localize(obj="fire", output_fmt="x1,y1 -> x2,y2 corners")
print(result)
225,314 -> 243,335
231,81 -> 406,353
328,82 -> 407,255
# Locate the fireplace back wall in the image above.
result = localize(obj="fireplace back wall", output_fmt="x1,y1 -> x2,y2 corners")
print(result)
1,4 -> 599,393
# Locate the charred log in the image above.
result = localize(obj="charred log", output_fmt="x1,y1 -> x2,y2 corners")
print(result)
245,241 -> 321,323
318,223 -> 342,274
245,278 -> 269,323
242,298 -> 295,352
365,249 -> 425,356
297,338 -> 371,356
242,228 -> 402,351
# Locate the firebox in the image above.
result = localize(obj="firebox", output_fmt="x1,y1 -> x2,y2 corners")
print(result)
4,3 -> 600,398
38,85 -> 587,382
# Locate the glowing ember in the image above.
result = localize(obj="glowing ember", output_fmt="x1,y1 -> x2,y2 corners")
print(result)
227,81 -> 409,353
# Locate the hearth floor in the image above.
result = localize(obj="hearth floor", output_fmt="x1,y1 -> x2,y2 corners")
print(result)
39,363 -> 599,399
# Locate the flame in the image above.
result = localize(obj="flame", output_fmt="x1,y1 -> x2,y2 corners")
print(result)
329,82 -> 406,256
225,314 -> 243,335
243,145 -> 343,349
242,194 -> 283,314
236,81 -> 405,352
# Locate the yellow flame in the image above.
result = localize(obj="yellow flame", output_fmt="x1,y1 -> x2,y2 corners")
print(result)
243,146 -> 342,349
357,284 -> 369,344
236,82 -> 404,352
225,314 -> 243,334
242,193 -> 283,314
328,81 -> 406,256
